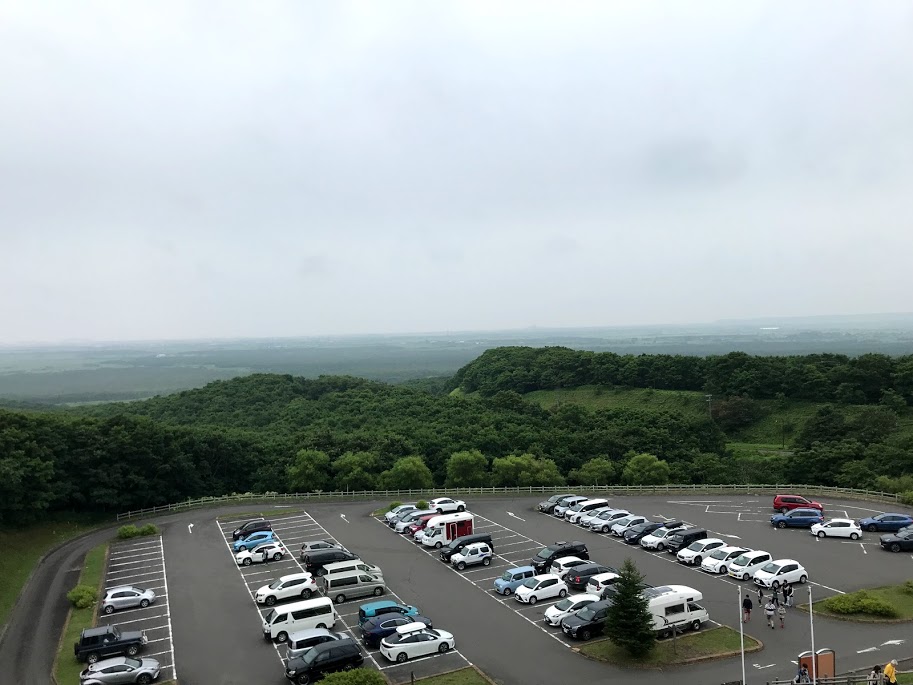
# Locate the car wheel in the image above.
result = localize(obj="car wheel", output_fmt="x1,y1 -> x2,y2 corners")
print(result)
457,561 -> 466,570
868,524 -> 878,532
335,594 -> 346,604
436,508 -> 444,514
435,542 -> 443,549
243,558 -> 252,566
297,675 -> 310,685
691,620 -> 701,631
103,605 -> 114,615
315,623 -> 326,630
373,587 -> 383,596
718,566 -> 727,574
581,630 -> 591,641
277,631 -> 289,643
396,652 -> 408,663
127,645 -> 139,656
439,642 -> 450,653
742,573 -> 749,581
265,595 -> 277,606
891,543 -> 901,553
238,545 -> 247,552
601,525 -> 610,533
137,675 -> 152,685
694,556 -> 702,565
777,521 -> 787,529
780,507 -> 788,514
457,505 -> 465,512
87,653 -> 100,664
140,599 -> 150,608
273,553 -> 282,561
799,575 -> 807,584
343,663 -> 355,671
482,557 -> 491,566
850,532 -> 860,540
301,589 -> 312,599
656,543 -> 665,551
528,595 -> 537,605
817,531 -> 826,538
559,589 -> 567,598
502,587 -> 512,596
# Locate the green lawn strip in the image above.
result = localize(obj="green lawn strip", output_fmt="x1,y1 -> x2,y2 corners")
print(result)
896,673 -> 913,684
808,584 -> 913,622
416,667 -> 492,684
0,515 -> 106,629
53,542 -> 109,684
579,626 -> 761,667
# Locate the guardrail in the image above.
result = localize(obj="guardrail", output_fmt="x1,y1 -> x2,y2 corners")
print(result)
115,483 -> 902,521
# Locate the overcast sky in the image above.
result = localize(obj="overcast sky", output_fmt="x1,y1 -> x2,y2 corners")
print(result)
1,1 -> 912,342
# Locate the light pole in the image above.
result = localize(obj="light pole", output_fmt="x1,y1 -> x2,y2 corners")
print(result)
738,586 -> 747,685
809,586 -> 817,685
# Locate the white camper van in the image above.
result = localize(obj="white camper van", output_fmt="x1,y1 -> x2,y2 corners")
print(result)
642,585 -> 709,637
421,512 -> 474,549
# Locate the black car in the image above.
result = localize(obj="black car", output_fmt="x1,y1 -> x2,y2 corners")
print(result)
361,614 -> 432,648
74,626 -> 147,664
439,533 -> 494,563
232,518 -> 272,541
531,541 -> 589,573
880,529 -> 913,553
561,599 -> 613,640
623,521 -> 671,544
303,549 -> 359,575
285,638 -> 364,684
566,562 -> 618,591
536,493 -> 577,515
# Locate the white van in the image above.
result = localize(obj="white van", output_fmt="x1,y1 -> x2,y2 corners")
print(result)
421,513 -> 474,549
262,596 -> 338,643
727,550 -> 773,581
565,499 -> 609,523
643,585 -> 709,637
323,559 -> 383,578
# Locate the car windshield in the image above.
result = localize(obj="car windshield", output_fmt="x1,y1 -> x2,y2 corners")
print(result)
536,548 -> 554,559
569,503 -> 584,512
708,549 -> 727,560
547,495 -> 563,503
629,523 -> 649,533
265,609 -> 276,623
732,555 -> 749,566
501,571 -> 516,581
124,658 -> 142,668
615,517 -> 634,526
268,579 -> 284,589
554,598 -> 574,611
686,541 -> 703,551
760,562 -> 781,574
576,606 -> 596,621
521,578 -> 538,589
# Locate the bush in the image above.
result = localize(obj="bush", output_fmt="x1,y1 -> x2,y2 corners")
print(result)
901,580 -> 913,596
416,500 -> 428,510
117,523 -> 159,539
67,584 -> 97,609
387,501 -> 402,512
320,668 -> 386,685
898,491 -> 913,506
139,524 -> 159,536
822,591 -> 899,618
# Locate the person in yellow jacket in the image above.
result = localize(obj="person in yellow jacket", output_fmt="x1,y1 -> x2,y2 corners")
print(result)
883,659 -> 898,685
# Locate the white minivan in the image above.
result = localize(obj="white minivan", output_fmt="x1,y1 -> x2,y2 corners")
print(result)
262,596 -> 338,643
727,550 -> 773,581
644,585 -> 709,637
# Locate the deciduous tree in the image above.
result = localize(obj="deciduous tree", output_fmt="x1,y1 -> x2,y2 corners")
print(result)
622,453 -> 671,485
287,449 -> 331,492
445,450 -> 489,487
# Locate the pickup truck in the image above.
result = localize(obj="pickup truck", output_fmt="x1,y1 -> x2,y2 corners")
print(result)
74,625 -> 147,663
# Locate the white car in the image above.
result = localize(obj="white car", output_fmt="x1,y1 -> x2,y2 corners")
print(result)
384,504 -> 417,522
451,544 -> 493,571
727,550 -> 773,581
640,525 -> 683,551
255,573 -> 318,605
676,538 -> 725,566
429,497 -> 466,514
585,572 -> 620,597
514,574 -> 569,605
236,542 -> 286,566
700,546 -> 749,574
753,559 -> 808,589
811,518 -> 862,540
380,623 -> 455,663
610,515 -> 648,537
543,593 -> 600,626
577,507 -> 613,527
566,500 -> 609,523
590,509 -> 631,533
549,556 -> 589,579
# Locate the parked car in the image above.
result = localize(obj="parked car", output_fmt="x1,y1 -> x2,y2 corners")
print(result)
585,572 -> 620,597
379,623 -> 455,663
553,496 -> 588,518
78,656 -> 160,684
514,574 -> 568,605
429,497 -> 466,513
667,528 -> 710,554
623,521 -> 666,544
323,572 -> 385,604
639,523 -> 686,551
857,513 -> 913,533
494,566 -> 537,595
361,614 -> 432,648
236,542 -> 286,566
560,599 -> 613,640
231,518 -> 272,541
549,556 -> 589,579
100,586 -> 156,615
531,541 -> 589,573
700,546 -> 749,574
610,515 -> 649,537
565,499 -> 609,523
566,563 -> 618,591
543,593 -> 600,627
810,519 -> 862,540
587,509 -> 631,533
439,533 -> 494,563
450,543 -> 493,570
770,509 -> 824,529
753,559 -> 808,589
299,540 -> 345,559
74,626 -> 147,664
233,530 -> 275,552
384,504 -> 417,522
302,549 -> 358,575
357,600 -> 420,625
393,510 -> 433,533
773,494 -> 823,513
676,538 -> 725,565
256,573 -> 318,605
286,628 -> 348,660
727,550 -> 773,581
577,507 -> 614,528
537,493 -> 578,514
284,638 -> 363,683
880,529 -> 913,552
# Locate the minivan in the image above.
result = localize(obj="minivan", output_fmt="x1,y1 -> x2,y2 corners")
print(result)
286,628 -> 348,660
284,638 -> 364,683
531,541 -> 589,573
439,533 -> 494,563
303,549 -> 359,575
322,559 -> 383,578
666,528 -> 708,553
323,572 -> 385,604
263,597 -> 338,643
494,566 -> 537,595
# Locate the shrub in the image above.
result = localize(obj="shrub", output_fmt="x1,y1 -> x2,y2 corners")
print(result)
67,584 -> 97,609
387,501 -> 402,512
117,523 -> 159,539
821,591 -> 899,618
139,524 -> 159,536
321,669 -> 386,685
898,491 -> 913,506
416,500 -> 428,510
901,580 -> 913,596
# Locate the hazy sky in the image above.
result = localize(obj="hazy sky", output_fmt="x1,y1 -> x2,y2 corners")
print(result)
2,1 -> 912,342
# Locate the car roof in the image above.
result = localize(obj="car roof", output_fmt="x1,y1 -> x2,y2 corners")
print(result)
569,593 -> 601,603
288,628 -> 334,640
588,572 -> 619,582
533,573 -> 560,581
549,540 -> 585,550
769,558 -> 799,565
279,573 -> 312,581
87,657 -> 128,670
714,545 -> 747,553
508,565 -> 536,573
105,585 -> 139,593
311,637 -> 356,653
553,556 -> 584,565
361,600 -> 402,611
741,549 -> 769,558
83,626 -> 115,637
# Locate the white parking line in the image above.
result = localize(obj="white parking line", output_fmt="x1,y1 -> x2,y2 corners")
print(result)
108,550 -> 161,561
114,540 -> 163,551
108,558 -> 163,569
105,570 -> 164,582
376,650 -> 466,670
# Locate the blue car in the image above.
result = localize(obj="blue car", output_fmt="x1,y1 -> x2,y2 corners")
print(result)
233,530 -> 275,551
493,566 -> 537,595
770,508 -> 825,529
357,600 -> 420,625
361,614 -> 432,647
857,513 -> 913,533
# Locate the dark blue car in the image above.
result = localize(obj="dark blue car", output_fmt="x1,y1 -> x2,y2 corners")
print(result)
360,613 -> 432,647
858,513 -> 913,532
770,508 -> 824,529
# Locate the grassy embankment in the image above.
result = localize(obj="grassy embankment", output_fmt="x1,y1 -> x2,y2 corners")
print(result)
417,668 -> 491,684
579,626 -> 761,667
812,583 -> 913,622
54,542 -> 108,684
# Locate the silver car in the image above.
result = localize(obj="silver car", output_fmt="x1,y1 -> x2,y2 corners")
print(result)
79,656 -> 160,684
100,586 -> 156,615
286,628 -> 348,660
300,540 -> 346,555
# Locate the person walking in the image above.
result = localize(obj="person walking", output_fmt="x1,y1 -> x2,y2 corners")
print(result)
884,659 -> 898,685
765,599 -> 777,629
869,664 -> 883,685
742,595 -> 753,622
777,602 -> 787,628
797,665 -> 810,683
757,586 -> 765,604
784,583 -> 794,607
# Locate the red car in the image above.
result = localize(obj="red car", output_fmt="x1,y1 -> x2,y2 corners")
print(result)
772,494 -> 823,514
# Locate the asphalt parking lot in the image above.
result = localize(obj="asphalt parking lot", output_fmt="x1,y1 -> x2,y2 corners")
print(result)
98,536 -> 176,680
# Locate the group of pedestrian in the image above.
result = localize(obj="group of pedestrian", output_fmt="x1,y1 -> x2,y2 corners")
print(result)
869,660 -> 899,685
742,583 -> 793,629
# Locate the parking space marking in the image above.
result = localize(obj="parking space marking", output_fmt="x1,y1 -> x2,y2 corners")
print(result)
104,570 -> 164,582
108,550 -> 161,561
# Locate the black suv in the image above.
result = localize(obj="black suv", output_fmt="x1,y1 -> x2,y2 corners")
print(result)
284,638 -> 364,683
561,599 -> 613,640
74,625 -> 147,664
566,562 -> 618,591
439,533 -> 494,563
530,541 -> 589,573
536,493 -> 577,515
303,549 -> 359,575
232,518 -> 272,541
623,521 -> 669,544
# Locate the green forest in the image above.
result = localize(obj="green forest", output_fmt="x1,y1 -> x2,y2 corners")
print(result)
2,347 -> 912,524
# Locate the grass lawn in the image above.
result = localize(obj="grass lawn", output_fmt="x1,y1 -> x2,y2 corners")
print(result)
54,542 -> 109,684
896,673 -> 913,684
815,584 -> 913,621
580,626 -> 761,667
0,514 -> 106,629
417,667 -> 490,684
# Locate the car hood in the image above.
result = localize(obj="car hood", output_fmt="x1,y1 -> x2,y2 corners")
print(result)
561,614 -> 591,629
880,534 -> 902,542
